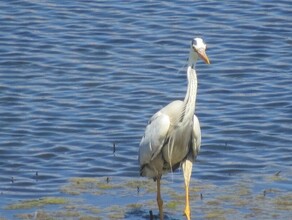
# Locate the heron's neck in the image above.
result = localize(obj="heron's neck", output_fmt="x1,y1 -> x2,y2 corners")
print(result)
181,61 -> 198,122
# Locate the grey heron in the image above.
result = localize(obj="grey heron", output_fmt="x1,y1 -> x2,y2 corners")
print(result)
138,37 -> 210,220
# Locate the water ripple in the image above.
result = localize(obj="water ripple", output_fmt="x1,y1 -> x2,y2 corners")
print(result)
0,0 -> 291,219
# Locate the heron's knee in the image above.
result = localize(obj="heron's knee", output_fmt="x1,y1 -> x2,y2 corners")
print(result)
157,196 -> 163,207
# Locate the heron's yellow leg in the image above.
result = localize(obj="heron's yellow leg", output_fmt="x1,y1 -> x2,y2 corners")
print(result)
156,176 -> 164,220
182,158 -> 193,220
184,182 -> 191,220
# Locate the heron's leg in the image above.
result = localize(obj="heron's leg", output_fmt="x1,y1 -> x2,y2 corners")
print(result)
156,176 -> 164,220
182,158 -> 193,220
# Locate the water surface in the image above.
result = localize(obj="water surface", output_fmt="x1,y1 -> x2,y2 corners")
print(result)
0,0 -> 291,219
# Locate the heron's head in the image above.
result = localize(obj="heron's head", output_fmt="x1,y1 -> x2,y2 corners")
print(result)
191,38 -> 210,64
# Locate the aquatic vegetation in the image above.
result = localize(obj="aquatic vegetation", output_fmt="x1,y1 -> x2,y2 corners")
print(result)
84,206 -> 102,214
106,205 -> 126,219
206,199 -> 221,206
204,209 -> 226,219
165,201 -> 179,210
60,177 -> 120,195
79,216 -> 102,220
123,179 -> 149,189
274,195 -> 292,211
266,171 -> 288,182
15,210 -> 101,220
268,174 -> 287,182
236,185 -> 251,197
126,203 -> 143,209
4,175 -> 292,219
5,197 -> 68,210
216,194 -> 234,203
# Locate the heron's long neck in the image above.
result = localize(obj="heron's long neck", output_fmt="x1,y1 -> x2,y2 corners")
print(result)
182,62 -> 198,122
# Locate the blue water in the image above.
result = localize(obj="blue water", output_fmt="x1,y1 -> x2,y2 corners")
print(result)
0,0 -> 291,219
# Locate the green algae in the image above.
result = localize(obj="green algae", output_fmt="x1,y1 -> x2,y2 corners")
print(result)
266,171 -> 288,182
204,209 -> 226,219
15,210 -> 102,220
85,206 -> 102,215
206,199 -> 221,206
79,216 -> 102,220
274,195 -> 292,210
60,177 -> 121,195
6,197 -> 68,210
204,207 -> 236,220
106,205 -> 125,219
5,175 -> 292,220
165,200 -> 179,210
126,203 -> 143,209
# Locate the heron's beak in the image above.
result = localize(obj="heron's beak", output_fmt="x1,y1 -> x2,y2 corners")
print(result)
198,49 -> 210,64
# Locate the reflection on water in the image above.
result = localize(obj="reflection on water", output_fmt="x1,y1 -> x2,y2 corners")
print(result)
0,0 -> 291,219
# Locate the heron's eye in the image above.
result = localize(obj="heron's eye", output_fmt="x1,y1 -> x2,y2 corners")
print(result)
191,39 -> 195,46
205,44 -> 208,50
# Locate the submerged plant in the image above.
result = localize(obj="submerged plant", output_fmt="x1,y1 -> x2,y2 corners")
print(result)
6,197 -> 68,210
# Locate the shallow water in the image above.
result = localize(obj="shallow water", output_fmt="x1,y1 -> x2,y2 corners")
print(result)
0,0 -> 291,219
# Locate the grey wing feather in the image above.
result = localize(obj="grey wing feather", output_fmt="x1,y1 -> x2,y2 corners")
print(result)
139,111 -> 170,167
192,115 -> 201,157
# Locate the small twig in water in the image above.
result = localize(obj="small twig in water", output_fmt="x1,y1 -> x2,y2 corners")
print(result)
35,171 -> 39,182
113,142 -> 116,155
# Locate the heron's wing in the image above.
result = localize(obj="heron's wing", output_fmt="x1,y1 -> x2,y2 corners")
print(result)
138,110 -> 170,167
191,114 -> 201,158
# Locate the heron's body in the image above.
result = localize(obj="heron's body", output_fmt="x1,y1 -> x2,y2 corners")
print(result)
139,69 -> 200,178
138,37 -> 209,220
